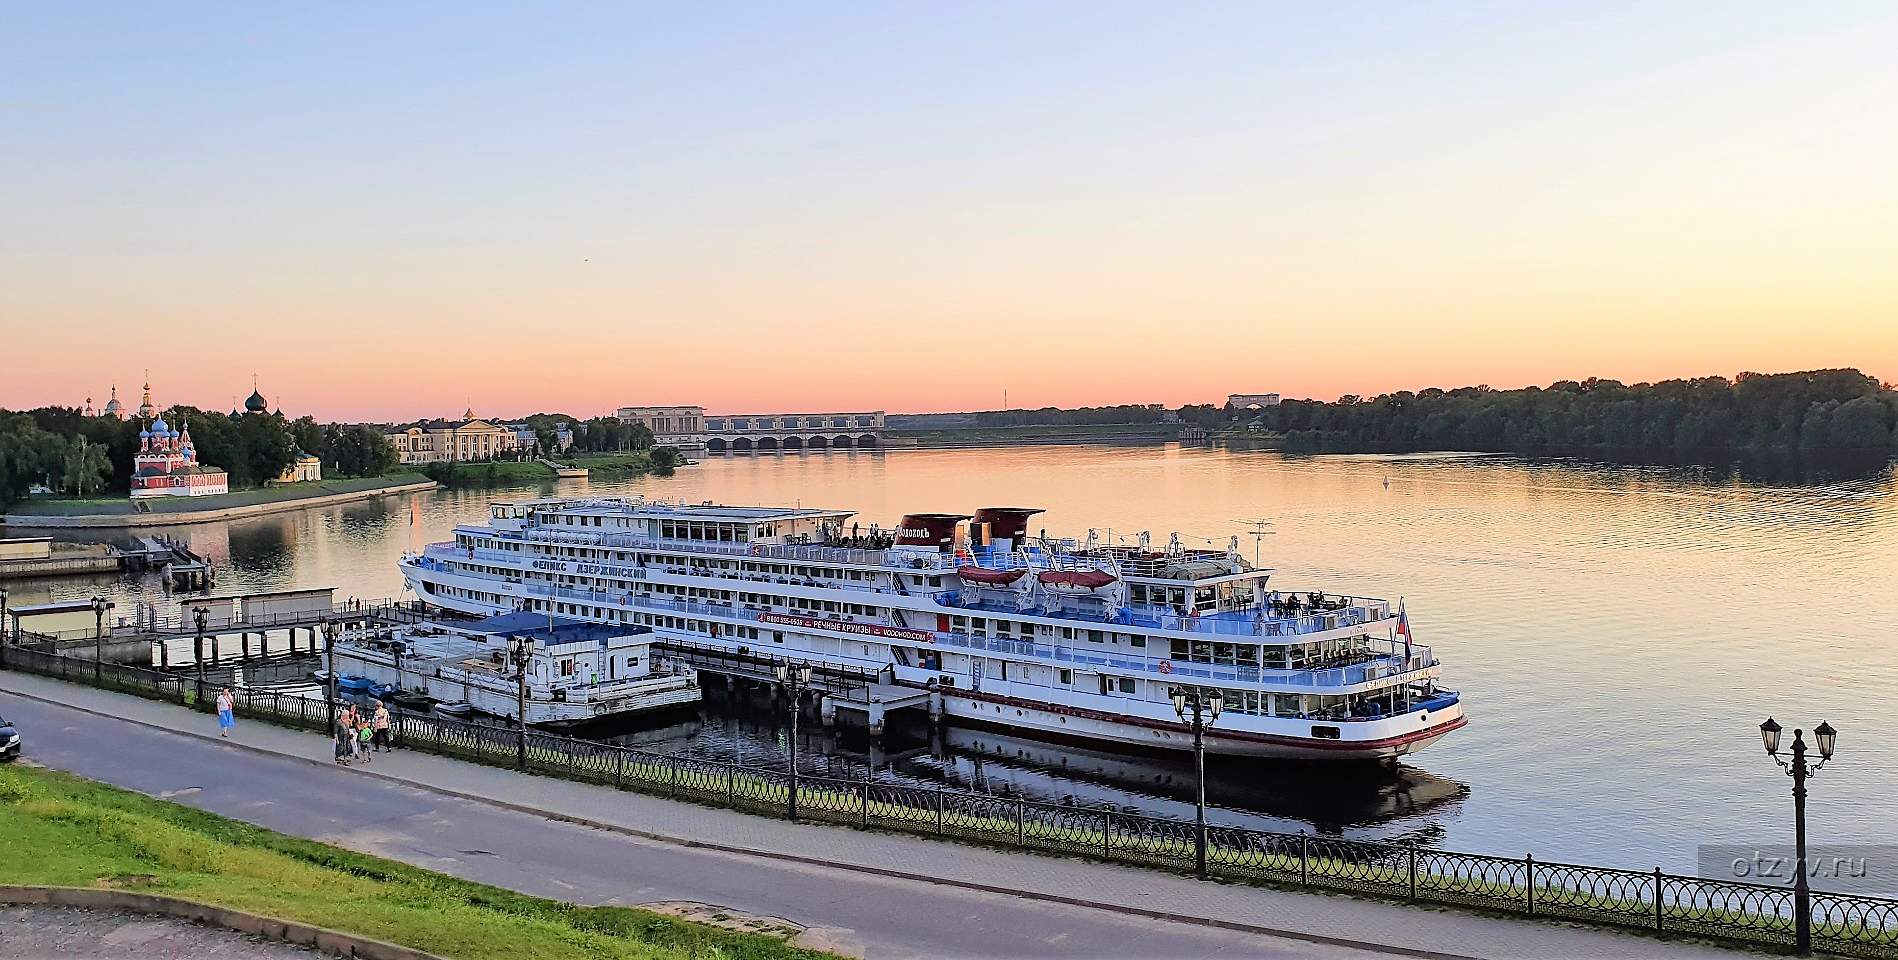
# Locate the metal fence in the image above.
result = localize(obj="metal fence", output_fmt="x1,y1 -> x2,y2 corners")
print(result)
5,645 -> 1896,958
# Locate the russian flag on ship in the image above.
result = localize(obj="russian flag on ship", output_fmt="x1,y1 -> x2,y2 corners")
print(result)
1395,598 -> 1414,660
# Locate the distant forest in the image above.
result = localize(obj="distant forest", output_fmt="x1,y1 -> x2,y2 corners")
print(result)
921,369 -> 1898,463
1226,369 -> 1898,458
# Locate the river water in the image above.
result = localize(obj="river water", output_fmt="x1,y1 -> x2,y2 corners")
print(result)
7,444 -> 1896,874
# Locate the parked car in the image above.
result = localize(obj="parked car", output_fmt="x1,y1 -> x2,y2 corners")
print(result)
0,714 -> 19,761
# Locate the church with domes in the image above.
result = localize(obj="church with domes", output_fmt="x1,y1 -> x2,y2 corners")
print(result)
129,384 -> 230,499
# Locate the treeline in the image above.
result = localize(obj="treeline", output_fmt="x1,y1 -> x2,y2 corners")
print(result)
0,406 -> 399,508
513,413 -> 656,454
969,405 -> 1171,428
1257,370 -> 1898,456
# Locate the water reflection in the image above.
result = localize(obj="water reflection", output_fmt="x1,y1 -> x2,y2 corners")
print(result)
578,679 -> 1469,843
4,445 -> 1894,871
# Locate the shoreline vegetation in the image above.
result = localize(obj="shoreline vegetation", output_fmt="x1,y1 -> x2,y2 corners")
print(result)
0,764 -> 833,960
1204,368 -> 1898,463
417,448 -> 680,488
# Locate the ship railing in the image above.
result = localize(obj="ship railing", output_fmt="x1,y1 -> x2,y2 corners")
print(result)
614,593 -> 1434,690
493,529 -> 964,571
428,542 -> 1390,640
934,595 -> 1391,637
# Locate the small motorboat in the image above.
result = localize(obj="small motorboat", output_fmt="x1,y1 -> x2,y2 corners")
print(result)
390,691 -> 434,712
432,701 -> 473,719
335,675 -> 373,694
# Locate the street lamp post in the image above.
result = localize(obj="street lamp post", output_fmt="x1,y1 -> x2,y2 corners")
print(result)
1761,716 -> 1839,956
1172,686 -> 1224,880
774,662 -> 812,820
321,618 -> 338,734
91,596 -> 110,686
509,635 -> 531,769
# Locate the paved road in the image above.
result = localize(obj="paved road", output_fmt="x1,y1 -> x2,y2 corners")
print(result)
2,695 -> 1407,960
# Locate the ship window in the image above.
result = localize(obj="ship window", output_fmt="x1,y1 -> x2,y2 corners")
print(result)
1058,669 -> 1072,685
1117,677 -> 1135,694
1311,725 -> 1342,740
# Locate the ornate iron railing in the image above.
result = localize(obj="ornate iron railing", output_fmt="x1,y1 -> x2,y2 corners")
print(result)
4,645 -> 1893,958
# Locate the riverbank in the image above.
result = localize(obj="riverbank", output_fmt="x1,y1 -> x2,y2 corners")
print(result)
419,453 -> 655,486
885,423 -> 1181,447
0,475 -> 437,529
0,764 -> 833,960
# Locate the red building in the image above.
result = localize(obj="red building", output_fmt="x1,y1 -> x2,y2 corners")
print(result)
130,406 -> 229,500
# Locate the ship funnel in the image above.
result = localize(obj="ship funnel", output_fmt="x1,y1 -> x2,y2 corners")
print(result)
896,513 -> 970,550
972,507 -> 1044,543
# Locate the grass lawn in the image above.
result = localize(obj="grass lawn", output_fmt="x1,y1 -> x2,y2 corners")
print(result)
559,453 -> 654,472
0,764 -> 833,960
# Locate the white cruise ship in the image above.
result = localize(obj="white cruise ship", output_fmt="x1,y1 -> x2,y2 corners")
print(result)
400,498 -> 1464,761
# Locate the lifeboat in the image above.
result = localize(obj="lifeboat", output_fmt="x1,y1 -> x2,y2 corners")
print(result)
1037,569 -> 1118,591
957,565 -> 1027,586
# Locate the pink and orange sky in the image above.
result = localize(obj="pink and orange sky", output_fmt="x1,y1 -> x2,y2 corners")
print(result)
4,4 -> 1895,422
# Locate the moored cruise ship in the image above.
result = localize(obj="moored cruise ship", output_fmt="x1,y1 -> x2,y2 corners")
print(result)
399,497 -> 1465,760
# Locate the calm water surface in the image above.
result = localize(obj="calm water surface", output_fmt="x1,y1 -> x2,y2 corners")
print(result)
9,445 -> 1897,873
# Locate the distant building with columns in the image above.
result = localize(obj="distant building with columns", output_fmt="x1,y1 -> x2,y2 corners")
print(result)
385,409 -> 521,464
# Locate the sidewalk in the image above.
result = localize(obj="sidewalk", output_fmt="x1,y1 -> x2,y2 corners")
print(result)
0,670 -> 1752,960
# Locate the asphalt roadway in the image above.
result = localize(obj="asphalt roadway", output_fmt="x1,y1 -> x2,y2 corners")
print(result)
2,694 -> 1420,960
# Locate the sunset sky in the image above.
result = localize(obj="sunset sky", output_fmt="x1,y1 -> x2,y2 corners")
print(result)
4,3 -> 1895,422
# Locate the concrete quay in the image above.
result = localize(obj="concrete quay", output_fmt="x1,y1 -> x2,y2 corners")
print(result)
0,668 -> 1748,960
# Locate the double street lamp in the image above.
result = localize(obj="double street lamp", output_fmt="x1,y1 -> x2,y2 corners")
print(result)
193,607 -> 211,706
774,662 -> 813,820
91,596 -> 111,686
1760,717 -> 1839,956
320,617 -> 337,733
509,634 -> 533,769
1172,686 -> 1224,880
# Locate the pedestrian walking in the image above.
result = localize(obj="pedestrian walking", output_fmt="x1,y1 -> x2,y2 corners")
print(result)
356,723 -> 374,763
215,687 -> 235,738
372,702 -> 392,752
335,717 -> 353,765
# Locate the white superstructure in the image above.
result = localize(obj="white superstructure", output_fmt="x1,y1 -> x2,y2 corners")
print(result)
333,612 -> 699,725
400,497 -> 1464,760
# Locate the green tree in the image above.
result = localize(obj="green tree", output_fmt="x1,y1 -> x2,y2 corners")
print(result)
231,412 -> 298,486
326,426 -> 398,477
61,436 -> 112,497
648,445 -> 680,472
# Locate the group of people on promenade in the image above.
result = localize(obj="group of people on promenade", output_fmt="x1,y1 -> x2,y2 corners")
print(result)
208,686 -> 394,766
333,700 -> 392,765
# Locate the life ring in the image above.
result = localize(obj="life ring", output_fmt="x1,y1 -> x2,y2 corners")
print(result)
1158,661 -> 1173,675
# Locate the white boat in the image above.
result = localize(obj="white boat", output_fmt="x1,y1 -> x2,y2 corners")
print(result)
332,611 -> 699,725
399,497 -> 1464,760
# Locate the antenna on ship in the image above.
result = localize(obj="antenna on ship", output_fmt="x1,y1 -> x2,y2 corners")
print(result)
1233,517 -> 1275,568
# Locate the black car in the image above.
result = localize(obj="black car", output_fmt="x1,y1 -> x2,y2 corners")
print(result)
0,714 -> 19,761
